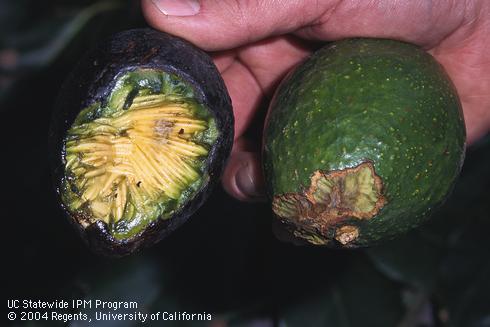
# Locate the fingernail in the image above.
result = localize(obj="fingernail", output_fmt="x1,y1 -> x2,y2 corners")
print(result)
150,0 -> 200,17
235,161 -> 266,201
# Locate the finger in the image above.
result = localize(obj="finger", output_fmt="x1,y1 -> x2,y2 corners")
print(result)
219,55 -> 262,140
214,36 -> 311,139
221,139 -> 266,202
434,49 -> 490,144
429,8 -> 490,145
212,50 -> 236,72
142,0 -> 329,50
232,36 -> 313,96
142,0 -> 471,51
295,1 -> 471,49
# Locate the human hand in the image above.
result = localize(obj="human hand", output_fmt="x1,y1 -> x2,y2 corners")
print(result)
142,0 -> 490,201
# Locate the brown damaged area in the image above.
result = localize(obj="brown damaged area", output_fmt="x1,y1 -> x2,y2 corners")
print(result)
335,225 -> 360,245
272,161 -> 386,245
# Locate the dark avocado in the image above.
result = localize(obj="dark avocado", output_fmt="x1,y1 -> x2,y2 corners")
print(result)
49,28 -> 233,256
263,38 -> 466,248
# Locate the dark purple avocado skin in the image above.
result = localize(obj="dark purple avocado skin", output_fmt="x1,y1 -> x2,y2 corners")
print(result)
49,28 -> 233,256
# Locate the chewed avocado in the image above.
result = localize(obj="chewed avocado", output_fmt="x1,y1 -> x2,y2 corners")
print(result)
50,29 -> 233,256
263,38 -> 466,247
62,69 -> 218,240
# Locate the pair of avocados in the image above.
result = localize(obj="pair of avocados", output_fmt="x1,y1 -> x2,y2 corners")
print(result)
50,29 -> 465,256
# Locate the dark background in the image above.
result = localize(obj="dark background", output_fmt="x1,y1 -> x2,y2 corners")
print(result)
2,1 -> 489,326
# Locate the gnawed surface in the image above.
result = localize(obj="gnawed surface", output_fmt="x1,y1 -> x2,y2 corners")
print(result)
335,225 -> 360,245
272,162 -> 386,245
63,95 -> 215,228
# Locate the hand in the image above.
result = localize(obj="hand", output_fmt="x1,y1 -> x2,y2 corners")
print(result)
142,0 -> 490,201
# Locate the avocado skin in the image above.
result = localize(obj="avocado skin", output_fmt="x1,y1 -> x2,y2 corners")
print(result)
263,38 -> 466,247
49,28 -> 233,256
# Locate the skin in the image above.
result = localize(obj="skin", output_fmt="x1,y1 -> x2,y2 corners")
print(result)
142,0 -> 490,201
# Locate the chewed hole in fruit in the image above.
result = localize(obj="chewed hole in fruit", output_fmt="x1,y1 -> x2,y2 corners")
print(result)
272,162 -> 386,245
61,70 -> 218,239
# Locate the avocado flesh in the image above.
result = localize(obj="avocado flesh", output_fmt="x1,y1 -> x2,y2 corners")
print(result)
272,162 -> 386,245
263,38 -> 466,247
61,69 -> 218,240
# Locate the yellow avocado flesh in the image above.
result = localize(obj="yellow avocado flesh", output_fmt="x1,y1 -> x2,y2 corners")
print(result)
63,94 -> 215,233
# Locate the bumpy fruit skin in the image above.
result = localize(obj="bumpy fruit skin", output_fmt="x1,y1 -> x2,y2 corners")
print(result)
49,29 -> 233,256
263,38 -> 466,248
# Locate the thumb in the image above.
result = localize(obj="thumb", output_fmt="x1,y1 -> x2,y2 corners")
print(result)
141,0 -> 331,50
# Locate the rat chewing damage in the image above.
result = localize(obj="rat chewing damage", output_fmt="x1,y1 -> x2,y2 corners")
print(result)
335,225 -> 360,245
272,161 -> 386,245
63,96 -> 213,228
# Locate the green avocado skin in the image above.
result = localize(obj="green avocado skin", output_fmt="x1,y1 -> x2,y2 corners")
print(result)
263,38 -> 466,247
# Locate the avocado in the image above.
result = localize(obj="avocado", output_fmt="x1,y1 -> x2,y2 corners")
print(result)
49,28 -> 233,256
263,38 -> 465,248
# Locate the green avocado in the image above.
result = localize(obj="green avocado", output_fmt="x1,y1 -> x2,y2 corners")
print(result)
263,38 -> 466,248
